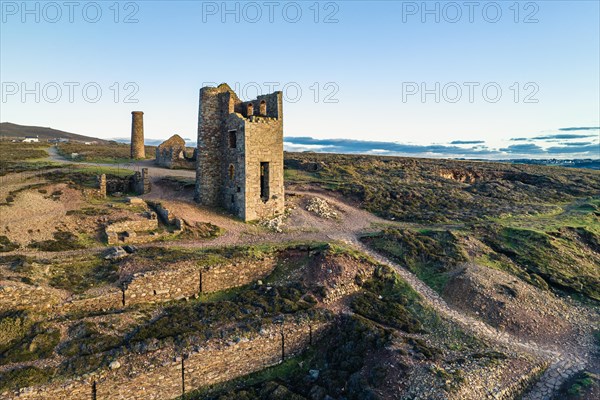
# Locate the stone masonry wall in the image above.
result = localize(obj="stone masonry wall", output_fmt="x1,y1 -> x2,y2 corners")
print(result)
10,321 -> 330,400
0,257 -> 281,319
104,217 -> 159,245
201,257 -> 276,293
123,257 -> 277,306
0,281 -> 66,313
195,86 -> 229,205
98,174 -> 106,198
132,168 -> 151,195
195,83 -> 284,221
130,111 -> 145,159
242,115 -> 285,221
155,135 -> 195,169
146,201 -> 183,231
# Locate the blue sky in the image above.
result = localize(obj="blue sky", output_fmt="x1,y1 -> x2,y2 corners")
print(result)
1,0 -> 599,159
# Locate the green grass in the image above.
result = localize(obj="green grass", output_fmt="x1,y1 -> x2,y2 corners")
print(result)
28,231 -> 90,252
57,142 -> 155,163
0,235 -> 19,252
0,324 -> 60,364
490,197 -> 600,235
128,281 -> 320,345
67,164 -> 136,177
41,166 -> 134,193
186,314 -> 391,400
58,321 -> 122,357
557,371 -> 599,399
45,254 -> 119,294
361,228 -> 467,293
0,142 -> 49,162
0,366 -> 55,392
349,264 -> 439,337
284,152 -> 600,224
284,168 -> 321,184
0,311 -> 32,347
0,142 -> 61,177
482,225 -> 600,300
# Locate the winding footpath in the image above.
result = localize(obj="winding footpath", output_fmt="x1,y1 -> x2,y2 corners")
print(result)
12,149 -> 592,399
329,233 -> 589,400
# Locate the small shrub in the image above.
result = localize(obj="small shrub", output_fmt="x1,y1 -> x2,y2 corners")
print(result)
0,324 -> 60,364
28,231 -> 86,251
0,235 -> 18,252
0,366 -> 54,392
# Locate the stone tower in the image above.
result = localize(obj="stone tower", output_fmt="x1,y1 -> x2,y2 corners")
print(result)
130,111 -> 145,159
194,83 -> 284,221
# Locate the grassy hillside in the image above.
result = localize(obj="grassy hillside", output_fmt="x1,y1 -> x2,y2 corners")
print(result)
284,152 -> 600,223
0,122 -> 107,143
56,142 -> 155,163
0,141 -> 59,176
285,152 -> 600,302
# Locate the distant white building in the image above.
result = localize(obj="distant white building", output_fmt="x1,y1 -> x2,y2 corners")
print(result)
22,136 -> 39,143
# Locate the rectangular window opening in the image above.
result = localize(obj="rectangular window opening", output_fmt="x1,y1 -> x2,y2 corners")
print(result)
228,130 -> 237,148
260,162 -> 270,202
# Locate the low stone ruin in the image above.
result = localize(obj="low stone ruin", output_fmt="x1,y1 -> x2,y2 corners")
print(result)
155,134 -> 196,169
96,169 -> 151,198
104,211 -> 159,245
146,200 -> 184,232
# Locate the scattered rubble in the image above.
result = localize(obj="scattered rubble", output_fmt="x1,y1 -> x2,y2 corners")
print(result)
306,197 -> 339,219
104,246 -> 128,260
259,214 -> 286,232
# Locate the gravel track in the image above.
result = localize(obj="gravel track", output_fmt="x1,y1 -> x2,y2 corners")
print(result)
7,148 -> 591,399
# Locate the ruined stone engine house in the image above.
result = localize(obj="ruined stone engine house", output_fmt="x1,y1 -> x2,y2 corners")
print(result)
194,83 -> 284,221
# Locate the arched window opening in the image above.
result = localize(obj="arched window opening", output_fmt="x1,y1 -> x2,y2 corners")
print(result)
247,103 -> 254,117
259,100 -> 267,116
228,164 -> 235,180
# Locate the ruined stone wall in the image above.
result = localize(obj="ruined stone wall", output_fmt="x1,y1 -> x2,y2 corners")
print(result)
146,201 -> 183,231
240,92 -> 282,119
0,281 -> 65,313
61,290 -> 123,314
195,86 -> 231,205
195,84 -> 284,221
10,321 -> 330,400
243,114 -> 285,221
123,257 -> 277,306
130,111 -> 145,159
105,178 -> 130,194
98,174 -> 106,198
223,113 -> 247,217
104,217 -> 158,245
97,173 -> 149,196
123,263 -> 198,304
132,168 -> 151,195
201,257 -> 276,293
155,148 -> 195,169
155,135 -> 195,169
0,257 -> 280,319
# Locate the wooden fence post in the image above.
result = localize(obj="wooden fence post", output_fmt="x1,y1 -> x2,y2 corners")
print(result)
181,355 -> 185,399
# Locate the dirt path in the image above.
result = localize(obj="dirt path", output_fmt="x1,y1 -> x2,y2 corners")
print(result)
46,145 -> 196,180
346,239 -> 588,400
33,149 -> 592,399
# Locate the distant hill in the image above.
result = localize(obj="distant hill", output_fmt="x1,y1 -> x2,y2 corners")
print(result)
0,122 -> 107,143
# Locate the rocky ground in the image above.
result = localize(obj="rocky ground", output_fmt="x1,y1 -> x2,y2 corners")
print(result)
0,144 -> 598,399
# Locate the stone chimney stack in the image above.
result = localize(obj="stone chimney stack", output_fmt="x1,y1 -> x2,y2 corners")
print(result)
131,111 -> 145,159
